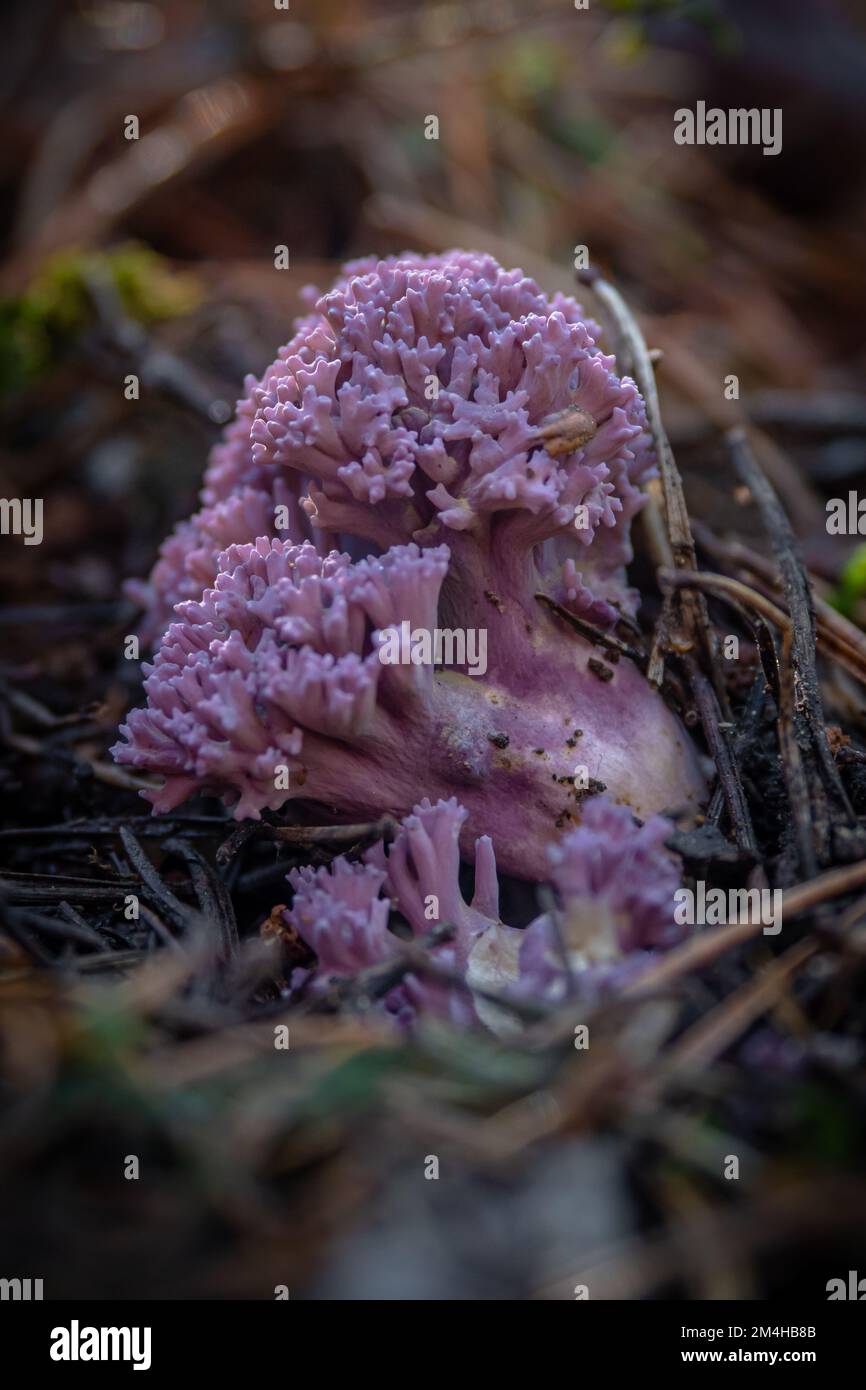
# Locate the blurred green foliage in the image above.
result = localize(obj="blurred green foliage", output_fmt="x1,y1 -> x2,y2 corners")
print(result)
601,0 -> 738,53
0,244 -> 201,398
828,544 -> 866,621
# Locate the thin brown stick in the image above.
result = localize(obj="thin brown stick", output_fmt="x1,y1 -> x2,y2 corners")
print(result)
728,427 -> 851,836
684,658 -> 757,856
694,522 -> 866,687
660,567 -> 788,628
662,565 -> 866,692
778,626 -> 818,877
576,268 -> 713,684
664,939 -> 816,1074
270,815 -> 399,847
119,827 -> 196,933
534,593 -> 644,665
625,856 -> 866,997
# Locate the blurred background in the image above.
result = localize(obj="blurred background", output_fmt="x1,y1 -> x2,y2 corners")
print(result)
3,0 -> 866,629
1,0 -> 866,1300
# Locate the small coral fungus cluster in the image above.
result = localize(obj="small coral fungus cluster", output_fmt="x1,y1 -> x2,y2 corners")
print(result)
114,250 -> 705,1024
285,794 -> 686,1034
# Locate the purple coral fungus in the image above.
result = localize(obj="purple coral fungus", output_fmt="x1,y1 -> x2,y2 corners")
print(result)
114,251 -> 705,879
517,796 -> 686,1006
285,797 -> 497,1027
281,793 -> 686,1032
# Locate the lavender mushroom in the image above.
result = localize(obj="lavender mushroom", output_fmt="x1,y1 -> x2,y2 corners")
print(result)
280,793 -> 686,1033
517,796 -> 686,1005
131,253 -> 654,633
285,797 -> 497,1027
114,251 -> 705,876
